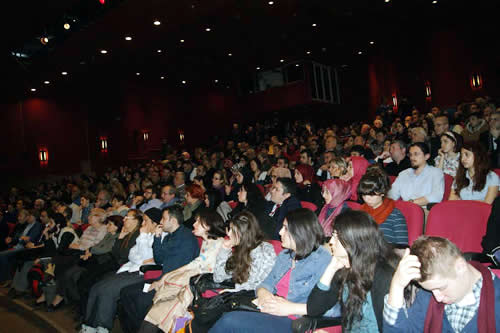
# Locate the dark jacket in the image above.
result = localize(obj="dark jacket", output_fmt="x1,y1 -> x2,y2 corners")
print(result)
383,156 -> 411,177
307,258 -> 395,332
231,199 -> 275,240
296,183 -> 324,214
152,225 -> 200,275
265,195 -> 302,240
480,131 -> 500,169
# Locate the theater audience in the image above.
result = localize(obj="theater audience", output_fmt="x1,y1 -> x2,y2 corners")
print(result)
450,142 -> 499,204
341,156 -> 370,202
389,142 -> 445,206
210,208 -> 334,332
384,236 -> 500,332
307,210 -> 400,332
183,184 -> 206,229
480,111 -> 500,168
131,186 -> 163,212
328,156 -> 348,179
381,140 -> 411,176
462,110 -> 488,143
249,158 -> 268,184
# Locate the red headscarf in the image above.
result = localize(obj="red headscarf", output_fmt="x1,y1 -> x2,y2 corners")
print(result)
318,179 -> 352,236
348,156 -> 370,201
295,164 -> 315,188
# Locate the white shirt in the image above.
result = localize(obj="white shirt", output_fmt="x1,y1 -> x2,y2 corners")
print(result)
116,232 -> 154,274
388,165 -> 445,203
454,170 -> 500,201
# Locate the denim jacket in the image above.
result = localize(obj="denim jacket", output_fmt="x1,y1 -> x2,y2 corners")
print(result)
258,245 -> 332,305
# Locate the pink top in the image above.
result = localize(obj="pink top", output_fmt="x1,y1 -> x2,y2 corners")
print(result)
275,269 -> 297,320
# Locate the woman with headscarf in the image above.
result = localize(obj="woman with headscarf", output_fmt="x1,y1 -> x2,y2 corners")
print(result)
341,156 -> 370,202
317,179 -> 352,236
294,164 -> 323,212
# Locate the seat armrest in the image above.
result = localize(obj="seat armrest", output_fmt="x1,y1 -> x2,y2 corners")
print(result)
140,264 -> 162,273
291,316 -> 343,333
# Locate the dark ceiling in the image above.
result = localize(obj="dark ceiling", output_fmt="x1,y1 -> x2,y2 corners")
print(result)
3,0 -> 497,101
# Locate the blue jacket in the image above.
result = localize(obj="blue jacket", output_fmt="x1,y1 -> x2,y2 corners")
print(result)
152,225 -> 200,275
258,245 -> 331,304
383,274 -> 500,332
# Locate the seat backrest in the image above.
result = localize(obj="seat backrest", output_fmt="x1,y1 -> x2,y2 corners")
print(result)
394,200 -> 424,245
7,222 -> 16,236
268,239 -> 283,255
197,237 -> 203,249
256,184 -> 266,197
425,201 -> 491,253
442,174 -> 454,201
494,169 -> 500,178
228,201 -> 238,209
300,201 -> 317,212
345,201 -> 361,210
389,175 -> 397,184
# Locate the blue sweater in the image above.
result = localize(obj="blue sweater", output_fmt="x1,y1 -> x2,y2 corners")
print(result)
152,225 -> 200,275
379,208 -> 408,245
383,275 -> 500,332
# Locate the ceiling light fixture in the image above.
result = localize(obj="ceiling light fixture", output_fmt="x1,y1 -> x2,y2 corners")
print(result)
432,0 -> 437,3
295,64 -> 299,67
31,88 -> 36,92
44,81 -> 50,84
280,59 -> 284,63
214,79 -> 218,83
40,37 -> 49,45
125,36 -> 132,41
61,71 -> 68,75
180,39 -> 185,43
369,41 -> 375,45
153,20 -> 161,26
268,1 -> 274,4
182,80 -> 186,84
256,67 -> 260,70
157,49 -> 162,53
228,53 -> 232,56
161,76 -> 165,79
385,0 -> 390,2
136,72 -> 140,76
100,49 -> 108,54
358,51 -> 363,55
63,23 -> 70,30
205,27 -> 211,32
306,51 -> 311,55
312,23 -> 317,27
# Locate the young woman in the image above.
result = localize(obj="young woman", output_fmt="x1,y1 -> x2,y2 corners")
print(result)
249,158 -> 268,184
213,210 -> 276,291
341,156 -> 370,202
184,184 -> 206,229
307,210 -> 399,332
294,164 -> 324,211
231,183 -> 274,239
204,189 -> 232,222
358,169 -> 408,245
450,141 -> 499,204
210,208 -> 334,333
211,170 -> 227,202
318,179 -> 352,236
434,131 -> 462,177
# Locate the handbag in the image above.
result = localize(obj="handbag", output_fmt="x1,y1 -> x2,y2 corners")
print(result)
190,290 -> 259,327
189,273 -> 235,302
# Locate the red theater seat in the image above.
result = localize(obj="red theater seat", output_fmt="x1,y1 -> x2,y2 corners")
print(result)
394,200 -> 424,245
442,174 -> 454,201
300,201 -> 317,212
345,201 -> 361,210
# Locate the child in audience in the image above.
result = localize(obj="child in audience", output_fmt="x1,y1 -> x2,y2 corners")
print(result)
434,131 -> 462,177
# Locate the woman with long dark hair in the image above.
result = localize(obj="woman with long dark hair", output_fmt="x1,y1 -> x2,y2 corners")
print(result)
210,208 -> 334,332
231,182 -> 274,239
294,164 -> 323,211
307,209 -> 400,332
450,141 -> 499,203
213,210 -> 276,290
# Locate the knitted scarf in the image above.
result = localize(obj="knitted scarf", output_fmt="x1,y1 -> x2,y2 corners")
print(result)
360,198 -> 395,225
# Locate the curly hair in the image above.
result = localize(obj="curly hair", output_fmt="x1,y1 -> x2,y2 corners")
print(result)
455,141 -> 490,193
332,210 -> 398,330
225,210 -> 264,284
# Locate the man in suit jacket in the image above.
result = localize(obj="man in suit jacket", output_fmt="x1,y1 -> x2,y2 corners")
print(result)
265,177 -> 301,240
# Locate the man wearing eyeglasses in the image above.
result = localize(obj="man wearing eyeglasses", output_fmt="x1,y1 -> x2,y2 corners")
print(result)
131,186 -> 162,212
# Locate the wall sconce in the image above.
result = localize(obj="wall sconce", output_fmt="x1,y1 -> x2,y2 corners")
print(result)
99,136 -> 108,153
425,81 -> 432,100
470,73 -> 482,90
143,131 -> 149,141
392,94 -> 398,112
38,146 -> 49,166
178,129 -> 185,142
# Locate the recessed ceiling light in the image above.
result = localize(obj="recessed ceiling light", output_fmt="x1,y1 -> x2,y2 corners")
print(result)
157,49 -> 162,53
312,23 -> 317,27
153,20 -> 161,26
432,0 -> 437,3
370,41 -> 375,45
161,76 -> 165,79
30,88 -> 36,92
214,79 -> 218,83
182,80 -> 187,84
385,0 -> 390,2
295,64 -> 299,67
44,81 -> 50,84
180,39 -> 185,43
280,59 -> 284,63
358,51 -> 363,55
61,71 -> 68,75
125,36 -> 132,41
136,72 -> 140,76
205,27 -> 211,32
306,51 -> 311,55
268,1 -> 274,4
256,67 -> 261,70
228,53 -> 232,56
63,23 -> 70,30
100,49 -> 108,54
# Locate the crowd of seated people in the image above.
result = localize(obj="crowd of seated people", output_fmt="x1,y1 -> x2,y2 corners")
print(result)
0,96 -> 499,333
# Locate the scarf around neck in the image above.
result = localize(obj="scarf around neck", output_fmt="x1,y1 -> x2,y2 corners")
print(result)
360,197 -> 395,224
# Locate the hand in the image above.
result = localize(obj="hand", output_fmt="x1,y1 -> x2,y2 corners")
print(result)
20,236 -> 30,242
143,258 -> 154,264
69,243 -> 80,249
379,151 -> 391,159
224,185 -> 232,195
5,237 -> 12,244
34,258 -> 41,265
149,281 -> 161,292
26,242 -> 35,249
320,164 -> 328,171
260,296 -> 293,316
438,148 -> 444,157
392,248 -> 421,290
328,255 -> 348,273
154,224 -> 163,237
